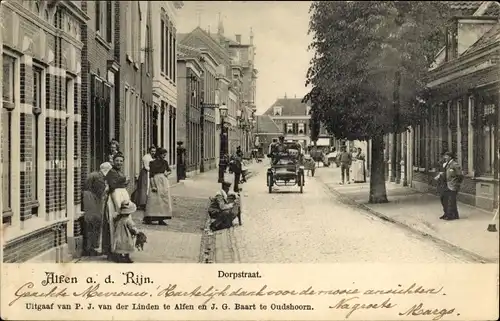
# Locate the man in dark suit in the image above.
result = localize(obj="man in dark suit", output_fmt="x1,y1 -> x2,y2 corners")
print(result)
435,151 -> 463,221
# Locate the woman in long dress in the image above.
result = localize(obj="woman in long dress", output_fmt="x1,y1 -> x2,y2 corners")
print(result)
101,152 -> 131,261
144,148 -> 172,225
133,146 -> 156,210
82,162 -> 111,256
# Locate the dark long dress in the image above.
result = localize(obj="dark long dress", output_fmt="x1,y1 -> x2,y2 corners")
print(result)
101,167 -> 129,255
82,171 -> 106,253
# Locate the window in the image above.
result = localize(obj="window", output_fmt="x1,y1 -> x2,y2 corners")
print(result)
166,21 -> 171,78
298,123 -> 305,134
2,54 -> 15,225
480,96 -> 497,175
160,13 -> 165,73
286,123 -> 293,134
25,65 -> 44,220
145,25 -> 150,72
126,2 -> 132,57
95,1 -> 102,33
106,1 -> 112,42
274,106 -> 282,116
173,31 -> 176,82
96,1 -> 112,42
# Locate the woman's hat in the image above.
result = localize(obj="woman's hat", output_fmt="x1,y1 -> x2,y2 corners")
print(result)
120,201 -> 137,214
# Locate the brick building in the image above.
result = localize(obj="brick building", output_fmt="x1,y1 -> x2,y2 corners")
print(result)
177,44 -> 204,173
150,1 -> 183,174
2,0 -> 87,262
81,0 -> 119,175
263,96 -> 312,149
116,1 -> 154,186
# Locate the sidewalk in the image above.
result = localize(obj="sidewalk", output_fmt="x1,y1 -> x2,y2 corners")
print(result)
316,165 -> 499,263
75,160 -> 265,263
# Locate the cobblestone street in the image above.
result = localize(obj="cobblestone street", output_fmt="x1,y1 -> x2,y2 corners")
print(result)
225,164 -> 482,264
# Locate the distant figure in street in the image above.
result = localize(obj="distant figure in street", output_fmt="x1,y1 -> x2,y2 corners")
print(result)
132,146 -> 156,211
144,148 -> 173,225
208,181 -> 237,231
82,162 -> 112,256
236,146 -> 244,158
113,200 -> 141,263
435,151 -> 463,221
229,155 -> 243,192
102,152 -> 131,262
354,147 -> 366,183
338,146 -> 352,185
176,141 -> 187,182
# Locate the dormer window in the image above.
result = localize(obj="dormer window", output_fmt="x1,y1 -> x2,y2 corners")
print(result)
274,106 -> 282,116
298,123 -> 305,134
286,123 -> 293,134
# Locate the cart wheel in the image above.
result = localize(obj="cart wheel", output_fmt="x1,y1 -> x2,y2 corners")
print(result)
267,174 -> 273,194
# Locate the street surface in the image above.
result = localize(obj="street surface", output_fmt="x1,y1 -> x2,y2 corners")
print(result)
232,166 -> 473,263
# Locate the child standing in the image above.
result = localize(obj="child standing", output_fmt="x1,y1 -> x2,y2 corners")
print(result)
113,201 -> 140,263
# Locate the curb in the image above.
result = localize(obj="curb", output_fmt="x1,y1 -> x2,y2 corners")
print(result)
214,165 -> 264,263
317,175 -> 495,264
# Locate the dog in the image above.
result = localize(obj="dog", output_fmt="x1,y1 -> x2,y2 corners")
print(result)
135,232 -> 147,251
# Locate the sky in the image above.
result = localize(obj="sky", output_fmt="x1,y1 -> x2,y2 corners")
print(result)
176,1 -> 314,114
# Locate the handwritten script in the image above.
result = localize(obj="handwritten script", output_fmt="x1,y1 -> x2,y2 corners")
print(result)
2,269 -> 466,320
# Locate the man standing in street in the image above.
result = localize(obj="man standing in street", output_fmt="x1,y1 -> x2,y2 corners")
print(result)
438,151 -> 463,221
435,153 -> 448,219
338,145 -> 352,185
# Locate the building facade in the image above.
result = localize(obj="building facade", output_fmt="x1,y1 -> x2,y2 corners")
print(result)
150,1 -> 183,173
379,2 -> 500,212
253,115 -> 283,153
177,44 -> 204,173
263,96 -> 311,149
215,22 -> 258,156
2,0 -> 87,262
410,17 -> 500,211
81,0 -> 118,175
116,1 -> 154,187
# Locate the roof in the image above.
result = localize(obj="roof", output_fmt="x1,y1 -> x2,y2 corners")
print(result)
448,1 -> 483,15
210,33 -> 239,46
263,98 -> 310,117
462,22 -> 500,55
255,115 -> 282,134
177,44 -> 201,59
178,27 -> 230,65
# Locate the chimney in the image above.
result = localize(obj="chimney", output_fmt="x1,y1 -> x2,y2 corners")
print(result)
235,34 -> 241,44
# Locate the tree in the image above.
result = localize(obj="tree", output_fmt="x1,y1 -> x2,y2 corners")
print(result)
304,1 -> 449,203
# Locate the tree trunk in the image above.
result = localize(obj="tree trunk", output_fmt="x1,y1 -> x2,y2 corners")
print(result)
369,133 -> 388,204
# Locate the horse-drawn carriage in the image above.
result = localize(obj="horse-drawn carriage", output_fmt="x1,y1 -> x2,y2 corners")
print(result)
266,142 -> 305,193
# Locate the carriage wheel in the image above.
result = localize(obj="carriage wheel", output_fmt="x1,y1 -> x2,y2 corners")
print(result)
267,174 -> 273,194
